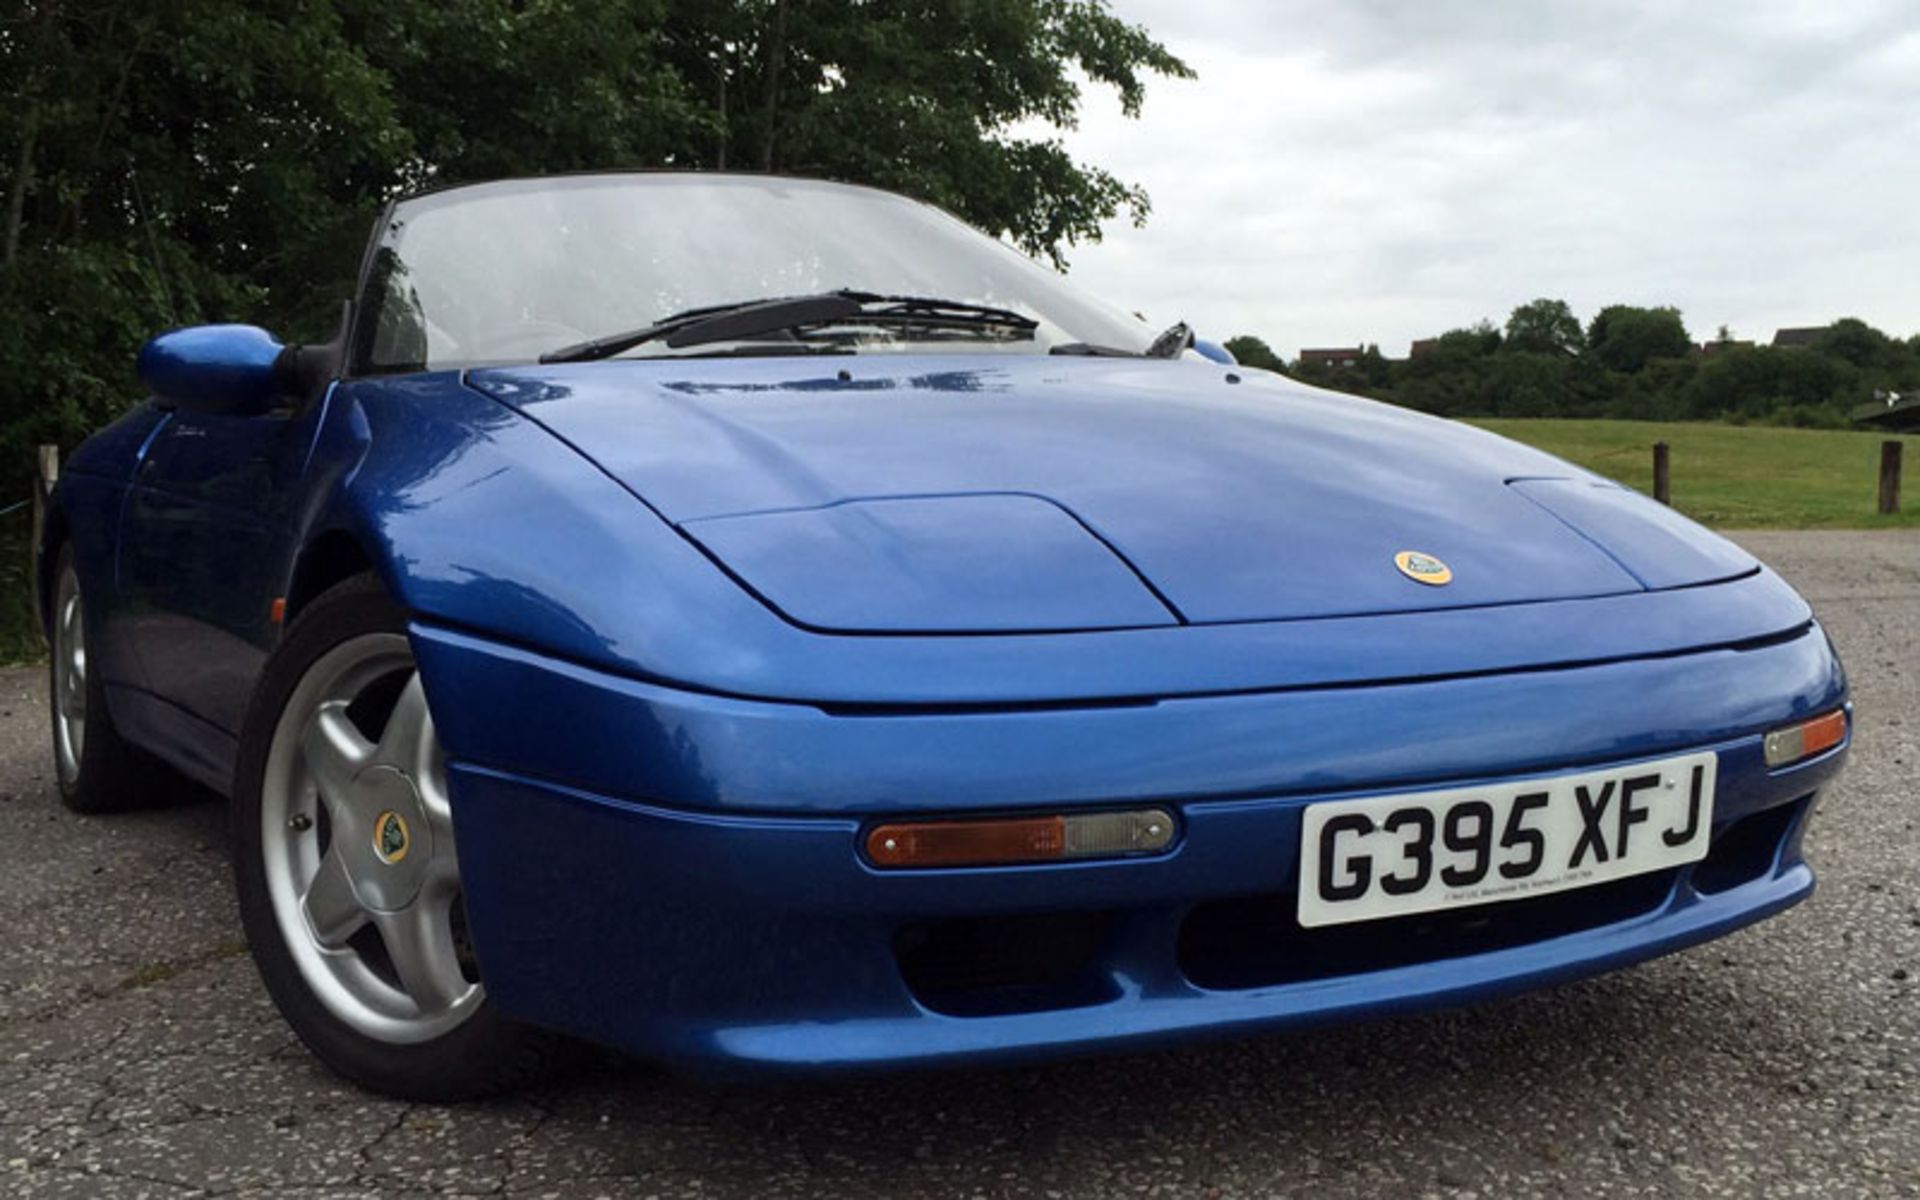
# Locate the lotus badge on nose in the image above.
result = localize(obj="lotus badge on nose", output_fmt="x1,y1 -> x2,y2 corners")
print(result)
1394,550 -> 1452,586
374,811 -> 411,864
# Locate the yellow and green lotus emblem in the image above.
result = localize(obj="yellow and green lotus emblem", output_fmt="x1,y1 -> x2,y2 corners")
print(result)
1394,550 -> 1453,586
373,810 -> 411,864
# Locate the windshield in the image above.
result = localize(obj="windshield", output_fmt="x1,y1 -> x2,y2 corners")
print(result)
352,173 -> 1157,373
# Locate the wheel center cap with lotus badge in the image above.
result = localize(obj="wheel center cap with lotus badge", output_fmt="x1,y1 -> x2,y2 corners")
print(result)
373,810 -> 411,865
1393,550 -> 1452,586
349,766 -> 432,911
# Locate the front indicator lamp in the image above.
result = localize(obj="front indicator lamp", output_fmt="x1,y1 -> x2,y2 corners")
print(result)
1762,709 -> 1847,767
865,808 -> 1177,869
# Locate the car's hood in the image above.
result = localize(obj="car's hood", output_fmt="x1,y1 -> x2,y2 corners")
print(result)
467,357 -> 1754,629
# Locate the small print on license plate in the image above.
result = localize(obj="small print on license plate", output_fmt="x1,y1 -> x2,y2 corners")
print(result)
1297,751 -> 1717,929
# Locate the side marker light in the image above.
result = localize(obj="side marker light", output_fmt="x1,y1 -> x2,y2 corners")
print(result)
1763,709 -> 1847,767
865,808 -> 1177,869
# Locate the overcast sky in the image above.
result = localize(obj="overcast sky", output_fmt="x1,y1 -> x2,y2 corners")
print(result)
1051,0 -> 1920,358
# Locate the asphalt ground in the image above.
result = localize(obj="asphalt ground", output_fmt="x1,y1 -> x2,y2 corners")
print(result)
0,530 -> 1914,1199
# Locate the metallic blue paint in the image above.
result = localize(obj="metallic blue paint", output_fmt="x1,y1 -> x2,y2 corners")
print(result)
119,389 -> 337,732
681,494 -> 1179,632
1510,477 -> 1757,589
411,612 -> 1842,1075
429,620 -> 1841,1071
410,620 -> 1845,815
465,358 -> 1756,629
136,324 -> 284,413
45,180 -> 1851,1075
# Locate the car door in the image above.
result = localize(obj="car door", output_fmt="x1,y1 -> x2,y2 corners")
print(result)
117,394 -> 334,739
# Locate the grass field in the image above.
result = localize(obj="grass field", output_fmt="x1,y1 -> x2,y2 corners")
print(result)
1472,419 -> 1919,530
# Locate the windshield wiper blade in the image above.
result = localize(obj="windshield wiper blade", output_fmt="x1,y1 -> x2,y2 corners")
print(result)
542,290 -> 1041,364
541,294 -> 863,364
829,290 -> 1040,332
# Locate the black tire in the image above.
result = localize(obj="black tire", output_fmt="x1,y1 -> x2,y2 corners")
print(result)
231,572 -> 561,1100
48,543 -> 166,814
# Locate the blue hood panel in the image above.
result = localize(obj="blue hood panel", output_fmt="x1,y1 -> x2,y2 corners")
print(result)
470,358 -> 1709,626
1509,478 -> 1756,589
681,494 -> 1179,632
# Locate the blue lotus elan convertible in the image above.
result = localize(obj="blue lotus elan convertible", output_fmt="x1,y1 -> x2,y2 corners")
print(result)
40,172 -> 1849,1098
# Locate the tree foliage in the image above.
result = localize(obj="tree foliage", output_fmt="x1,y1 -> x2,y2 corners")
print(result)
1503,298 -> 1583,356
0,0 -> 1191,491
1245,301 -> 1918,429
1223,335 -> 1284,373
1585,305 -> 1692,374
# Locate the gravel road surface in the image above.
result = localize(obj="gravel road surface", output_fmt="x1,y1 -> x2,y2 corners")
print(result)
1,531 -> 1915,1198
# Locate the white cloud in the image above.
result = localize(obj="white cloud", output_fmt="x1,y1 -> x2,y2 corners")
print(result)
1050,0 -> 1920,356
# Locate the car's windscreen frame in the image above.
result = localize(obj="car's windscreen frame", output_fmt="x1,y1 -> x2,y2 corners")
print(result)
348,172 -> 1157,376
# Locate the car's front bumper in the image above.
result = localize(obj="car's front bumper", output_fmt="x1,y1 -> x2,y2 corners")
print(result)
413,620 -> 1848,1074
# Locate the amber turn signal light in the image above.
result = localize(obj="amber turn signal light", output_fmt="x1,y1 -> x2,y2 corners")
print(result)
1762,709 -> 1847,767
865,808 -> 1177,869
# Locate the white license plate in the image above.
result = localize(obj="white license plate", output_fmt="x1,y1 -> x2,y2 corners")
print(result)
1297,751 -> 1717,929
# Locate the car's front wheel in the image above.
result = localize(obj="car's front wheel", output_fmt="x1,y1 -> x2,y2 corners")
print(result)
232,574 -> 558,1099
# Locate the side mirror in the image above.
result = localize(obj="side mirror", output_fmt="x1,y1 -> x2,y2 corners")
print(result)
1192,337 -> 1237,366
137,324 -> 286,415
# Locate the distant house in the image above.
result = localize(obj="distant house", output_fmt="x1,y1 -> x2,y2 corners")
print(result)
1409,338 -> 1441,358
1771,326 -> 1830,349
1298,347 -> 1365,370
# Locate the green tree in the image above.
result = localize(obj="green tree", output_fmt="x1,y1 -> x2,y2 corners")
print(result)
1684,346 -> 1853,424
1814,317 -> 1895,371
1503,298 -> 1583,356
1223,335 -> 1286,373
1355,343 -> 1392,388
1483,353 -> 1571,417
1585,305 -> 1692,374
1293,301 -> 1906,426
736,0 -> 1193,263
0,1 -> 419,479
1394,323 -> 1502,417
1611,356 -> 1695,421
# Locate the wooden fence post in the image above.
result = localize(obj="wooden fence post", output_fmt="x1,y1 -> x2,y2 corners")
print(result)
1880,440 -> 1903,515
1652,441 -> 1671,506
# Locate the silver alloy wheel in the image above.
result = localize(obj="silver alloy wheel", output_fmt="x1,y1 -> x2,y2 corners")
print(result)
260,632 -> 483,1043
51,563 -> 87,785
